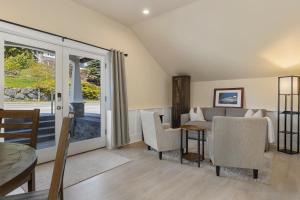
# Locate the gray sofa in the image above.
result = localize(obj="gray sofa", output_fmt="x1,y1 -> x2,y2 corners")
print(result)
180,107 -> 269,149
181,107 -> 266,134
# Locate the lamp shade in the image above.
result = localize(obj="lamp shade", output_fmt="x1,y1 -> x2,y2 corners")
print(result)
279,76 -> 299,94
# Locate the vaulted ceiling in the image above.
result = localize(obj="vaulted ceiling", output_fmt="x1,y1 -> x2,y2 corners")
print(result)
74,0 -> 300,81
73,0 -> 197,25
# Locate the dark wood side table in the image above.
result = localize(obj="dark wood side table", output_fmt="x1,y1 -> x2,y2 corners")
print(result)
180,124 -> 205,168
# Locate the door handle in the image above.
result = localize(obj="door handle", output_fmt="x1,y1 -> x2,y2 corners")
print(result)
57,106 -> 62,110
57,93 -> 62,101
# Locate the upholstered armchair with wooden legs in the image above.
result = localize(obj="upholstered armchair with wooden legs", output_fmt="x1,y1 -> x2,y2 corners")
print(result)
210,116 -> 267,179
3,115 -> 74,200
141,111 -> 185,160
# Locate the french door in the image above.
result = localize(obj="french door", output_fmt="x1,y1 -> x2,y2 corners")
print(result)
0,32 -> 107,163
62,46 -> 106,155
0,33 -> 63,162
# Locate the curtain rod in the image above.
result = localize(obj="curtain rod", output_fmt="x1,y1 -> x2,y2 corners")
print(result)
0,19 -> 128,57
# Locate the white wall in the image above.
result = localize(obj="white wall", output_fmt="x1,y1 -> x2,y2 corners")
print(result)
191,77 -> 277,111
0,0 -> 171,110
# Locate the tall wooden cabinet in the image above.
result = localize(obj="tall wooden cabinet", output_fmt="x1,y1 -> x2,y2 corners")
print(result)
172,75 -> 191,128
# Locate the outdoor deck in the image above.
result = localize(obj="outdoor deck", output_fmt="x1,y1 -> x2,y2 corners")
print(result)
4,102 -> 101,149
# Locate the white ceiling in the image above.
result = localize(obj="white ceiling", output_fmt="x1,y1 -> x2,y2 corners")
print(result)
73,0 -> 197,25
74,0 -> 300,81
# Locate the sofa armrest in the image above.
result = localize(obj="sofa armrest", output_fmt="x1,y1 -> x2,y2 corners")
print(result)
181,113 -> 190,125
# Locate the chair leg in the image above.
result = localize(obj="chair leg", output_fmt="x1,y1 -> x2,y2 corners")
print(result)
147,145 -> 151,150
59,177 -> 64,200
216,166 -> 220,176
253,169 -> 258,179
28,171 -> 36,192
60,187 -> 64,200
159,152 -> 162,160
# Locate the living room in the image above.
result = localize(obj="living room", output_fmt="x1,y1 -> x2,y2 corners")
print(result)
0,0 -> 299,199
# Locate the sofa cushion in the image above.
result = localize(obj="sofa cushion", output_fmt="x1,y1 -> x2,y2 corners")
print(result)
226,108 -> 248,117
202,107 -> 225,121
184,121 -> 212,131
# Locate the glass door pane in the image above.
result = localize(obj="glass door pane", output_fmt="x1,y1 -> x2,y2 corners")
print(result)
68,55 -> 101,142
63,47 -> 106,154
3,41 -> 57,149
0,32 -> 105,160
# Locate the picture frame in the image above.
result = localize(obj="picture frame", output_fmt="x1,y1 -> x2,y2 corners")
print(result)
213,88 -> 244,108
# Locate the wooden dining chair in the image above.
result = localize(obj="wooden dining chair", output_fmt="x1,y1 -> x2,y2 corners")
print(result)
0,109 -> 40,192
3,115 -> 74,200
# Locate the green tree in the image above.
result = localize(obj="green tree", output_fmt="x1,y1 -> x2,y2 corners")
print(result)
25,62 -> 55,94
85,60 -> 101,86
4,53 -> 35,76
4,46 -> 34,59
82,81 -> 100,100
4,46 -> 56,97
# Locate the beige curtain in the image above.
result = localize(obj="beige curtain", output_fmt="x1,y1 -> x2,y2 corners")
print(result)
111,49 -> 129,148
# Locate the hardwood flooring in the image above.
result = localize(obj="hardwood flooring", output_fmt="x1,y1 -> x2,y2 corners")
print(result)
64,142 -> 300,200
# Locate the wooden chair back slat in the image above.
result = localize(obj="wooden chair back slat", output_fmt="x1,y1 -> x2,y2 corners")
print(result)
0,109 -> 40,148
0,133 -> 32,138
0,124 -> 33,129
48,114 -> 74,200
0,110 -> 37,118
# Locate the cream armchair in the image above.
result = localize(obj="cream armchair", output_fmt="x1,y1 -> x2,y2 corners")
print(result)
140,111 -> 185,160
210,116 -> 268,179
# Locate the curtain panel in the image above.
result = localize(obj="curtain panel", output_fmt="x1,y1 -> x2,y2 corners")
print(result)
110,49 -> 129,148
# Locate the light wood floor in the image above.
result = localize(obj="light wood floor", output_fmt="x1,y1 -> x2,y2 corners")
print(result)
64,142 -> 300,200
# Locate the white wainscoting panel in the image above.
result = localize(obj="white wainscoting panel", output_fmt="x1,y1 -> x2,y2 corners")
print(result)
127,109 -> 298,149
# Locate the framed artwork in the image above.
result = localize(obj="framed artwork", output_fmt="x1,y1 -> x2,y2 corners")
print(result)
213,88 -> 244,108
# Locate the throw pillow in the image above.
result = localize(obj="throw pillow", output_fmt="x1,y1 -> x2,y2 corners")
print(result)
252,110 -> 263,118
244,109 -> 254,117
190,107 -> 205,121
196,106 -> 205,121
189,108 -> 196,121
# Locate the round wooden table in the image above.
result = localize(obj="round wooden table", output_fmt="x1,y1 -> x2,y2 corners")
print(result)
0,143 -> 37,196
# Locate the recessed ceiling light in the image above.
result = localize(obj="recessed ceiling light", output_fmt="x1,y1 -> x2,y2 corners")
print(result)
142,9 -> 150,15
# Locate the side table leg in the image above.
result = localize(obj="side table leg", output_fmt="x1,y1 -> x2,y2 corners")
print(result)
202,130 -> 205,161
198,130 -> 200,168
186,129 -> 189,153
180,128 -> 183,164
